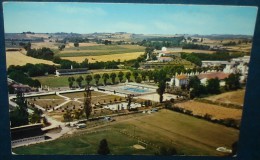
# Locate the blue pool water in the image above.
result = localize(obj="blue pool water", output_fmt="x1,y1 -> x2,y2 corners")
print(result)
123,87 -> 148,93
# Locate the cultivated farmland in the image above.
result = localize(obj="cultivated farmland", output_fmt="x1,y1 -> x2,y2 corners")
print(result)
203,89 -> 246,106
175,101 -> 242,120
61,52 -> 144,63
5,51 -> 57,67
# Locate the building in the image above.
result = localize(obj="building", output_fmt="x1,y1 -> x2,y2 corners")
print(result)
157,57 -> 173,62
56,68 -> 89,76
197,72 -> 230,86
11,84 -> 31,93
162,47 -> 183,52
201,61 -> 229,67
168,74 -> 189,87
11,123 -> 45,147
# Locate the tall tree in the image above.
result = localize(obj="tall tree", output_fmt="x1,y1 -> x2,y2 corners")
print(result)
157,81 -> 166,103
125,72 -> 131,82
97,139 -> 110,155
118,71 -> 124,83
10,91 -> 29,127
94,74 -> 101,86
85,75 -> 93,85
110,72 -> 117,84
84,86 -> 92,119
102,73 -> 109,85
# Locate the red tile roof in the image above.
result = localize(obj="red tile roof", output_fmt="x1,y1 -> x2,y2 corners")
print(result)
198,72 -> 230,80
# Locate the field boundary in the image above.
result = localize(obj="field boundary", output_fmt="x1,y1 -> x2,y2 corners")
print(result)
194,98 -> 243,109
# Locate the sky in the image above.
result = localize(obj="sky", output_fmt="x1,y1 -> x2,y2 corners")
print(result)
3,2 -> 258,35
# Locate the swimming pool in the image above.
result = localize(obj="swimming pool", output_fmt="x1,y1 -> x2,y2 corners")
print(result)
123,87 -> 148,93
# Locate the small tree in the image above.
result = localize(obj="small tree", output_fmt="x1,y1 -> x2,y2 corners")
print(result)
110,72 -> 117,84
85,75 -> 93,85
68,76 -> 75,88
118,71 -> 124,83
74,42 -> 79,47
97,139 -> 110,155
102,73 -> 110,85
94,74 -> 101,86
125,72 -> 131,82
76,76 -> 84,88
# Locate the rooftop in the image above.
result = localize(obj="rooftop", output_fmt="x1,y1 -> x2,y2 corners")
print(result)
198,72 -> 230,80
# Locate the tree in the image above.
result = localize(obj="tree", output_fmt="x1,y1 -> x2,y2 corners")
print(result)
135,76 -> 142,83
74,42 -> 79,47
63,110 -> 73,122
141,71 -> 147,81
110,72 -> 117,84
97,139 -> 110,155
133,61 -> 140,69
225,73 -> 241,90
84,86 -> 92,119
133,71 -> 139,81
157,81 -> 166,103
76,76 -> 84,88
206,78 -> 220,94
10,91 -> 29,127
147,71 -> 154,82
118,71 -> 124,83
125,72 -> 131,82
85,75 -> 93,85
102,73 -> 109,85
94,74 -> 101,86
68,76 -> 75,88
58,44 -> 65,51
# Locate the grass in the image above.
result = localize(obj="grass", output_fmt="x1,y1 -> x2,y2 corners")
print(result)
13,109 -> 239,156
58,45 -> 145,57
13,129 -> 155,155
34,71 -> 137,88
203,89 -> 245,106
175,100 -> 242,120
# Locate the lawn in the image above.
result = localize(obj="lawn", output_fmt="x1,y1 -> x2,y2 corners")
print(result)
13,109 -> 239,156
34,71 -> 137,88
13,129 -> 156,155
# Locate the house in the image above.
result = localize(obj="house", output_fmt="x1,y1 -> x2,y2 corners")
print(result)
157,57 -> 173,62
11,123 -> 45,147
175,75 -> 189,87
11,84 -> 31,93
162,47 -> 183,52
201,61 -> 229,67
197,72 -> 230,86
56,68 -> 89,76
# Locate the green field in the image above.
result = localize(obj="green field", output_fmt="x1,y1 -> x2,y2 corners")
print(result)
13,129 -> 156,155
13,109 -> 239,156
58,45 -> 145,57
34,72 -> 137,88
